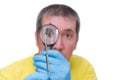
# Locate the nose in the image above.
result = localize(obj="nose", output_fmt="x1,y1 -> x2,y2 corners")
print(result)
53,36 -> 63,51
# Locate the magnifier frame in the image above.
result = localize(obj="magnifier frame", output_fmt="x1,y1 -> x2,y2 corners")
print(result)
39,23 -> 59,49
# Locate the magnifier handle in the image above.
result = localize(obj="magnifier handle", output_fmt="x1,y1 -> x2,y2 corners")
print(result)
45,51 -> 50,75
47,45 -> 53,50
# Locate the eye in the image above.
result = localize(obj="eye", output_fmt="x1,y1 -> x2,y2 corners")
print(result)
64,33 -> 73,39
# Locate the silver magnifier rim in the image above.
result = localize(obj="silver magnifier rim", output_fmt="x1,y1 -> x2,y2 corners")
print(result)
39,23 -> 59,45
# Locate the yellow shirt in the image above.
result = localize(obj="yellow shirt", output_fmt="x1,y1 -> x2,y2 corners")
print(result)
0,54 -> 96,80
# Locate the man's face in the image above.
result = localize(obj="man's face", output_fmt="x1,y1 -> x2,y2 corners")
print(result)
36,16 -> 78,60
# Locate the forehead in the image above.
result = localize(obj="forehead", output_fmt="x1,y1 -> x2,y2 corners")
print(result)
42,16 -> 76,32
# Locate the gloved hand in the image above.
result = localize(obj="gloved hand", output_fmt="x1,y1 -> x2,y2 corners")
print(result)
24,50 -> 71,80
24,72 -> 48,80
34,50 -> 71,80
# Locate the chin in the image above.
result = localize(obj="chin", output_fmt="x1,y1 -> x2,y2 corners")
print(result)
65,55 -> 72,60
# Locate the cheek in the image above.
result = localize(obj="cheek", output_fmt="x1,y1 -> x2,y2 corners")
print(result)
37,39 -> 45,50
66,39 -> 77,50
63,41 -> 77,59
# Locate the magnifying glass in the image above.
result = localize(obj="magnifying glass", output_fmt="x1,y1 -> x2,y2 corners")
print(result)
39,23 -> 59,77
40,23 -> 59,49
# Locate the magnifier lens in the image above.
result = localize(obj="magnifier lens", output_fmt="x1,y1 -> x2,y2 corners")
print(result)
40,24 -> 59,46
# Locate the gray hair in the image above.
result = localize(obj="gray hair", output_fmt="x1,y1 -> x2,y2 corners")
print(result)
36,4 -> 80,36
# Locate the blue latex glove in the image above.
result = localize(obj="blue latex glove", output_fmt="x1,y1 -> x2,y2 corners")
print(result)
24,72 -> 48,80
24,50 -> 71,80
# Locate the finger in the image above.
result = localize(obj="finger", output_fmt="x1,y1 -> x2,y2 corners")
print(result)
24,72 -> 48,80
48,56 -> 60,64
36,67 -> 47,75
40,50 -> 47,56
48,50 -> 66,60
33,62 -> 47,70
33,55 -> 46,62
34,51 -> 66,64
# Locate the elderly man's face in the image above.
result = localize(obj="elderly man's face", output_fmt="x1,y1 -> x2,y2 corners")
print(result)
35,16 -> 78,60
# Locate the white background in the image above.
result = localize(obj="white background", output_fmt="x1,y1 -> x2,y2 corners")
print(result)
0,0 -> 120,80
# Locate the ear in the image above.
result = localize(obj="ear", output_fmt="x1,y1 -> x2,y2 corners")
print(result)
34,31 -> 44,50
74,36 -> 79,50
34,31 -> 39,48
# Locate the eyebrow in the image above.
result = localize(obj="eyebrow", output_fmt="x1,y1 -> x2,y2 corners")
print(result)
64,29 -> 74,33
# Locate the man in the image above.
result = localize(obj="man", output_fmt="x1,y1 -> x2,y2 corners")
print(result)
0,4 -> 96,80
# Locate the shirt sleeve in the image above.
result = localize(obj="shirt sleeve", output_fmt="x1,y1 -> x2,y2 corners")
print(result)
0,72 -> 7,80
84,64 -> 97,80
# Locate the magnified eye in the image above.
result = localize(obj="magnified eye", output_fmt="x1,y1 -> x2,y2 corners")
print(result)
40,24 -> 59,45
46,29 -> 53,38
